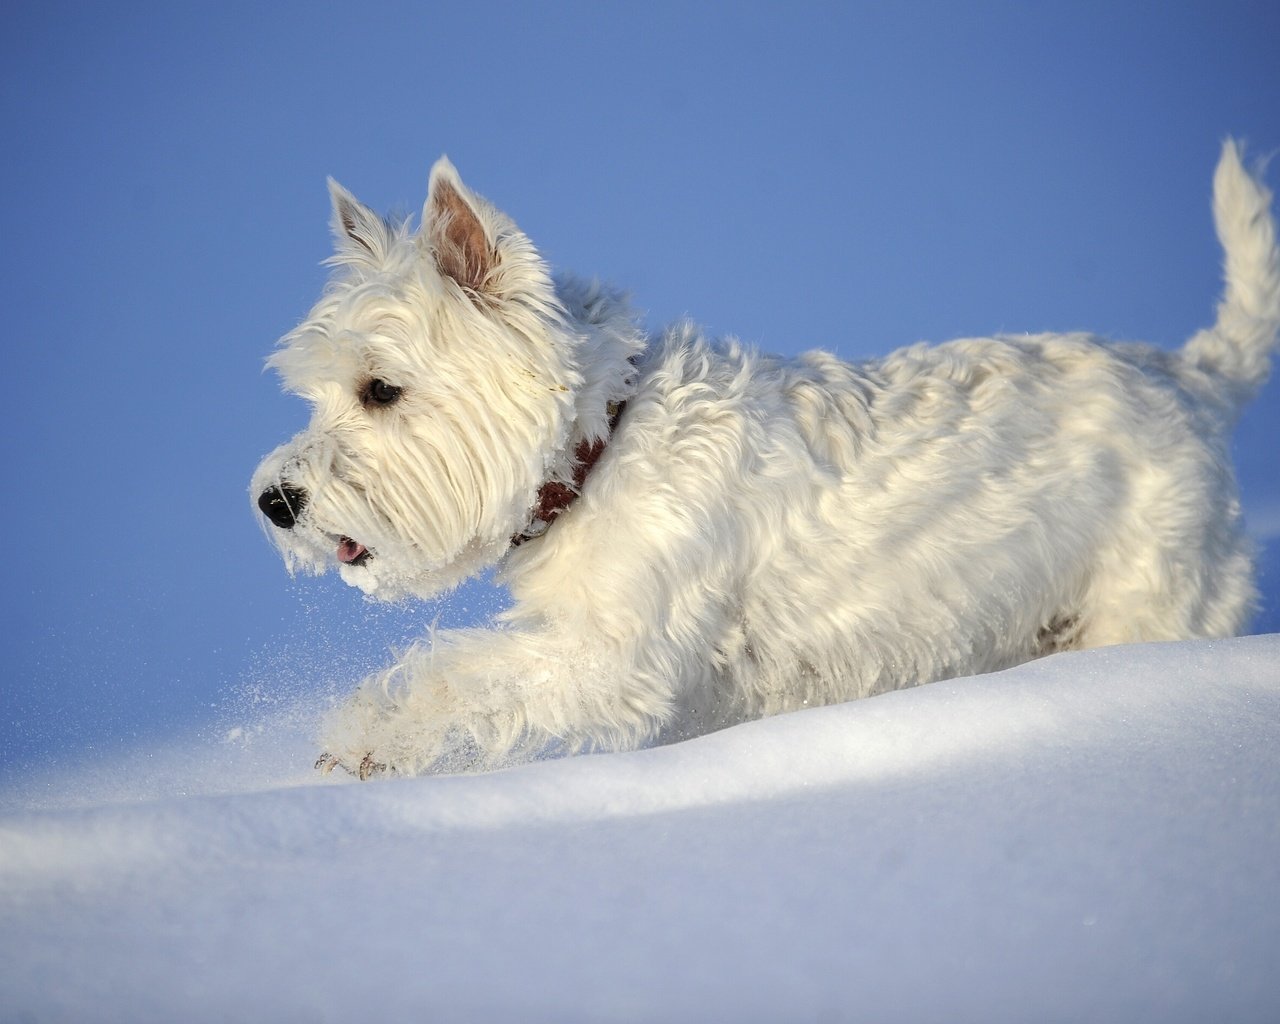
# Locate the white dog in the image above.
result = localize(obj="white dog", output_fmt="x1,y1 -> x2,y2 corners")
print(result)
252,141 -> 1279,778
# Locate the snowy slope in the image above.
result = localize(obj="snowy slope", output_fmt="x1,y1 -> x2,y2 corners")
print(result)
2,635 -> 1279,1023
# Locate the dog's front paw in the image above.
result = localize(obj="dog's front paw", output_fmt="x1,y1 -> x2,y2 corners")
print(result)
315,752 -> 390,781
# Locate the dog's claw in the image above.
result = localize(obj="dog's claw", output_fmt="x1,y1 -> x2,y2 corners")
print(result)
358,753 -> 387,781
315,752 -> 386,780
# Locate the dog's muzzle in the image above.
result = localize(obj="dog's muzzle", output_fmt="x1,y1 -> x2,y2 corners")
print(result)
258,484 -> 307,530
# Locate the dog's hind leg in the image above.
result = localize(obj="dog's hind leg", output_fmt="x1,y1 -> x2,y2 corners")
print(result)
1035,613 -> 1083,656
1073,512 -> 1257,649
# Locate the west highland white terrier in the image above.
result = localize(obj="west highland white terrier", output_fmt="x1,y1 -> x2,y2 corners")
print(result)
253,141 -> 1279,778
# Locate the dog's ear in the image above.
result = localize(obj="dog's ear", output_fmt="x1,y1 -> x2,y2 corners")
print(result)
327,178 -> 387,261
423,157 -> 495,293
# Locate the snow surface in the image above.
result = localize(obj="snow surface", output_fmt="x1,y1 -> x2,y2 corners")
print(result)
3,635 -> 1279,1023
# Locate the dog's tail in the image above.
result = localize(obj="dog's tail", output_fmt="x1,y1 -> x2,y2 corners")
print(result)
1182,139 -> 1280,411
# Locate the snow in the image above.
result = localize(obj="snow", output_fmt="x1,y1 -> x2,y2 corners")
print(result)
3,635 -> 1279,1022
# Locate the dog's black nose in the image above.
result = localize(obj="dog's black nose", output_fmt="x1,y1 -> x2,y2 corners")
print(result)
258,484 -> 307,530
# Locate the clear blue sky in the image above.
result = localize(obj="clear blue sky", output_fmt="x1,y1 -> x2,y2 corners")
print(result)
4,1 -> 1279,771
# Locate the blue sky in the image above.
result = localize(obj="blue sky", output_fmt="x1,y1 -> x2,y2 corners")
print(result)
3,1 -> 1279,771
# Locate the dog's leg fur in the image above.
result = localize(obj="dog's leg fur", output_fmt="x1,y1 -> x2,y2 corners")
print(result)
319,626 -> 673,775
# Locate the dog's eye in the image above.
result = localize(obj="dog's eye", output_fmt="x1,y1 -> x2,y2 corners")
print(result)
363,379 -> 403,407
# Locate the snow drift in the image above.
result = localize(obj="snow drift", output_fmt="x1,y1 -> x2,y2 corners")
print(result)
2,634 -> 1279,1022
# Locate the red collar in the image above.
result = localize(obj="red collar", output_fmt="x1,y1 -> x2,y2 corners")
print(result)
512,401 -> 625,546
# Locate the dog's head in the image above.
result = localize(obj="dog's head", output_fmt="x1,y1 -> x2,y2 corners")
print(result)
251,160 -> 588,600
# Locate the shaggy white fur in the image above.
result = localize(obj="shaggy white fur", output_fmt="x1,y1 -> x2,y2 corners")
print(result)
252,142 -> 1280,777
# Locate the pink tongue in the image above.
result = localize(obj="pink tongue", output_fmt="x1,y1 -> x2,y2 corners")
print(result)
337,537 -> 368,564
